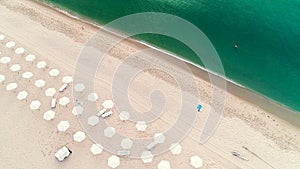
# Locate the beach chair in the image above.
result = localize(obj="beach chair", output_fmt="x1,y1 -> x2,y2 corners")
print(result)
51,98 -> 57,109
117,150 -> 130,156
59,83 -> 68,92
97,108 -> 107,117
55,146 -> 71,162
147,142 -> 157,150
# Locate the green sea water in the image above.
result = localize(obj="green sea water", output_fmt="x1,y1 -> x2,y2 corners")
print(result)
43,0 -> 300,112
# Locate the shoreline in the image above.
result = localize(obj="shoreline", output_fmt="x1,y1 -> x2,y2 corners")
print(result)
36,0 -> 300,127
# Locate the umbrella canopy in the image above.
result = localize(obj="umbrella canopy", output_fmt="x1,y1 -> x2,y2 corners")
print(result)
0,74 -> 5,83
190,156 -> 203,168
30,100 -> 41,110
59,97 -> 70,106
45,88 -> 56,97
10,64 -> 21,72
15,48 -> 25,54
25,54 -> 36,62
121,138 -> 133,149
62,76 -> 73,83
107,155 -> 120,169
104,127 -> 116,138
43,110 -> 55,121
88,115 -> 99,126
0,56 -> 11,64
49,69 -> 60,77
17,90 -> 28,100
135,121 -> 147,131
119,111 -> 130,121
157,160 -> 171,169
154,133 -> 166,144
74,83 -> 85,92
90,144 -> 103,155
36,61 -> 46,68
102,100 -> 114,109
169,143 -> 182,155
57,121 -> 70,132
22,72 -> 33,79
141,151 -> 153,163
34,79 -> 46,88
0,34 -> 5,40
73,131 -> 86,142
72,105 -> 84,115
5,41 -> 15,48
6,83 -> 18,91
87,93 -> 98,102
197,104 -> 203,112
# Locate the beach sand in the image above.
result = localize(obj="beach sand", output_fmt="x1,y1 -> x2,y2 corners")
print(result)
0,0 -> 299,169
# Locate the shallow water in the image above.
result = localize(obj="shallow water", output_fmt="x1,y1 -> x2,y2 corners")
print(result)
43,0 -> 300,113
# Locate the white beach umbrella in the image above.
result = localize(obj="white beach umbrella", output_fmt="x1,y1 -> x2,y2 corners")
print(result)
0,34 -> 5,40
17,90 -> 28,100
26,54 -> 36,62
141,151 -> 153,163
87,93 -> 98,102
59,97 -> 70,106
5,41 -> 15,48
0,74 -> 5,83
34,79 -> 46,88
45,88 -> 56,97
104,127 -> 116,138
6,83 -> 18,91
119,111 -> 130,121
30,100 -> 41,110
121,138 -> 133,150
74,83 -> 85,92
102,100 -> 114,109
169,143 -> 182,155
107,155 -> 120,169
10,64 -> 21,72
43,110 -> 56,121
0,56 -> 11,64
73,131 -> 86,142
88,115 -> 99,126
90,144 -> 103,155
57,121 -> 70,132
135,121 -> 147,131
22,72 -> 33,79
154,133 -> 166,144
15,48 -> 25,54
190,156 -> 203,168
72,105 -> 84,115
157,160 -> 171,169
49,69 -> 60,77
62,76 -> 73,84
36,61 -> 46,68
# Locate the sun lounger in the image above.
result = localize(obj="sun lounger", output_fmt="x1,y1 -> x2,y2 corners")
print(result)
147,142 -> 157,150
101,110 -> 113,118
97,108 -> 107,117
59,83 -> 68,92
55,146 -> 71,162
117,150 -> 130,156
51,98 -> 57,108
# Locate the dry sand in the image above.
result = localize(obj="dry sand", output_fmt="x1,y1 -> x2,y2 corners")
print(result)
0,0 -> 299,169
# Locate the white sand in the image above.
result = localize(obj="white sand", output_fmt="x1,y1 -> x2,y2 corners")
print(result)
0,0 -> 299,169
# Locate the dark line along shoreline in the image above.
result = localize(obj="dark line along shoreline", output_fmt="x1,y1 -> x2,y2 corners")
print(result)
34,0 -> 300,127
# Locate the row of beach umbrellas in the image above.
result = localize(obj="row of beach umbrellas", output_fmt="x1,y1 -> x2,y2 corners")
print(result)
1,34 -> 205,168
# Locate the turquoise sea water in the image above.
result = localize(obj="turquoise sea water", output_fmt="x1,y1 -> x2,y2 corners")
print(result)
43,0 -> 300,112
